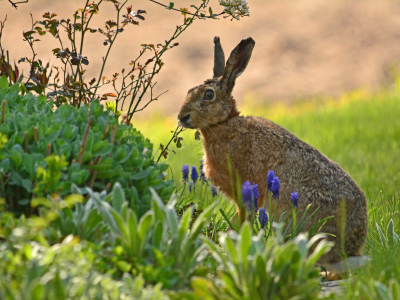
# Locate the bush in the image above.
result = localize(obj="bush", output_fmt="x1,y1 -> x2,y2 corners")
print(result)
0,77 -> 174,217
0,182 -> 217,296
0,236 -> 169,300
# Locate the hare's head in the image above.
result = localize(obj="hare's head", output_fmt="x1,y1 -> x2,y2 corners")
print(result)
178,37 -> 255,129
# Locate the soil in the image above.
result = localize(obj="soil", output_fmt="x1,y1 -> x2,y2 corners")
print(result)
2,0 -> 400,119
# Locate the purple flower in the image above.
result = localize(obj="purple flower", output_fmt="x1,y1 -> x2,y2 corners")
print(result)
242,181 -> 259,213
189,181 -> 194,192
191,166 -> 198,183
252,183 -> 259,211
271,177 -> 280,199
291,191 -> 298,208
211,186 -> 217,197
258,208 -> 268,229
182,165 -> 189,182
242,181 -> 253,211
267,170 -> 275,192
200,160 -> 207,182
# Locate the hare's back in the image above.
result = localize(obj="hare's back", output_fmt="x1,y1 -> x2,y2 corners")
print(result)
242,116 -> 365,203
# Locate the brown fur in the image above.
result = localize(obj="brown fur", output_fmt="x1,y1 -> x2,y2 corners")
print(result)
177,37 -> 368,264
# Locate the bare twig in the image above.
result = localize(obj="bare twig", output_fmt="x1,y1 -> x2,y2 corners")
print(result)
156,124 -> 184,162
148,0 -> 225,18
1,100 -> 5,124
46,144 -> 51,156
33,126 -> 38,142
8,0 -> 29,9
78,118 -> 93,165
24,131 -> 29,153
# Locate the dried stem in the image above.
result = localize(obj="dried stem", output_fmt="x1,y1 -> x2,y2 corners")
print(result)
78,118 -> 93,165
33,126 -> 38,142
1,100 -> 5,124
109,124 -> 117,144
102,123 -> 110,140
46,143 -> 51,156
24,131 -> 28,153
89,156 -> 102,189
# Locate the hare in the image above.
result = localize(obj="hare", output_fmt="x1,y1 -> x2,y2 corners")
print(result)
177,36 -> 368,267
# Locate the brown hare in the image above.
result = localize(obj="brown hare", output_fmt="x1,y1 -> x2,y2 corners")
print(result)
177,37 -> 368,269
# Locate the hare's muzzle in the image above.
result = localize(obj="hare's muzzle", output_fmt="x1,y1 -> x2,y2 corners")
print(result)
178,113 -> 192,128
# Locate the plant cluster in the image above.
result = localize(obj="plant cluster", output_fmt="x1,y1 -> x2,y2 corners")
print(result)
0,77 -> 173,217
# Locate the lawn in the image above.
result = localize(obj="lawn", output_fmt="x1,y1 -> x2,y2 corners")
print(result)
135,83 -> 400,291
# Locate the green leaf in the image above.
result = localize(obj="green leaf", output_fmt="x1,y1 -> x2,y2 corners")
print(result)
131,170 -> 149,180
22,154 -> 34,179
93,141 -> 113,156
112,182 -> 125,213
22,178 -> 32,192
389,279 -> 400,300
191,277 -> 215,300
169,2 -> 175,9
11,151 -> 22,168
0,76 -> 8,89
10,171 -> 23,185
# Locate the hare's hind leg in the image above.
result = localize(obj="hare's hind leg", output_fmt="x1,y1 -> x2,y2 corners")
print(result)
323,255 -> 371,274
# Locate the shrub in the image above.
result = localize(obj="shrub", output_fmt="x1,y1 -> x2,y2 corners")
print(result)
0,77 -> 174,217
0,236 -> 169,300
0,182 -> 217,294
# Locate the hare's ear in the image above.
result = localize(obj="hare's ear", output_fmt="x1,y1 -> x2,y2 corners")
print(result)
213,36 -> 225,79
221,37 -> 255,92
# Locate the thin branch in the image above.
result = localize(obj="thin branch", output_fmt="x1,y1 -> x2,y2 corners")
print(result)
156,124 -> 185,163
8,0 -> 29,9
148,0 -> 225,18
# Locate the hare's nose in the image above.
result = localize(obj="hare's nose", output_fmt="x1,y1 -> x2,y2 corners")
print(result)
179,114 -> 191,126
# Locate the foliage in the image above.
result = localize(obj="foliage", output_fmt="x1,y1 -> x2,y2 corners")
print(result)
193,222 -> 334,300
0,77 -> 174,217
354,278 -> 400,300
0,182 -> 221,296
0,221 -> 169,300
44,182 -> 217,290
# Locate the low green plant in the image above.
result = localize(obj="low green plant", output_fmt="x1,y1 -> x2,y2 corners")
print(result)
194,222 -> 334,300
0,235 -> 169,300
348,278 -> 400,300
94,185 -> 217,289
0,77 -> 174,217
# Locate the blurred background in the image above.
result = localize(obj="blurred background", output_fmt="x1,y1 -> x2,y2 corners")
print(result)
1,0 -> 400,195
2,0 -> 400,117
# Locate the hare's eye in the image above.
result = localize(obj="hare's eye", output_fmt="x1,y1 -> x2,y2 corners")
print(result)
204,90 -> 214,100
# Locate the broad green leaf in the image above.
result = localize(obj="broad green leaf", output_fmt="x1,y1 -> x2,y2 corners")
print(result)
112,182 -> 125,213
131,170 -> 149,180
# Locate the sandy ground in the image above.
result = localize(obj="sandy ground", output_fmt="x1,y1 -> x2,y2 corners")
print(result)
2,0 -> 400,120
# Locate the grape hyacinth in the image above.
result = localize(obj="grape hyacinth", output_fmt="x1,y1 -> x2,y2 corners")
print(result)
189,182 -> 194,193
199,159 -> 207,182
291,191 -> 299,208
271,177 -> 280,199
182,165 -> 189,182
258,208 -> 268,229
191,166 -> 198,183
242,181 -> 259,213
241,181 -> 253,211
211,186 -> 218,197
252,183 -> 259,211
267,170 -> 275,192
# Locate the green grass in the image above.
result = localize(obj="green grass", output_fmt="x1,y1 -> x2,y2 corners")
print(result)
134,83 -> 400,242
134,85 -> 400,294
